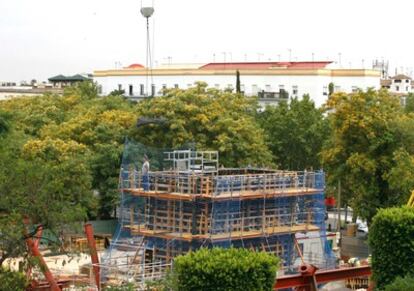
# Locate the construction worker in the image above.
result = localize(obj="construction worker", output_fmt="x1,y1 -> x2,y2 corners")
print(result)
142,154 -> 150,191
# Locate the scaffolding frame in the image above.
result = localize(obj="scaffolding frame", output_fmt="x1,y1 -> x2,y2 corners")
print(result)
100,141 -> 335,287
164,149 -> 219,173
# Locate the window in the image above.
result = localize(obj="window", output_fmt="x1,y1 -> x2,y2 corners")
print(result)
406,86 -> 409,92
335,86 -> 341,92
140,84 -> 144,95
351,86 -> 358,93
187,84 -> 192,88
396,85 -> 399,92
292,85 -> 298,96
162,84 -> 167,95
252,85 -> 258,94
151,84 -> 156,96
225,84 -> 234,92
129,85 -> 133,96
215,84 -> 220,89
174,84 -> 179,89
265,85 -> 271,92
118,84 -> 122,91
323,86 -> 328,96
98,85 -> 102,94
279,85 -> 285,90
406,80 -> 410,83
394,79 -> 402,83
240,84 -> 245,93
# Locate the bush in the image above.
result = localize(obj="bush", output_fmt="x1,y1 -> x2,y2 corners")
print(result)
172,247 -> 279,291
384,275 -> 414,291
368,206 -> 414,288
0,268 -> 28,291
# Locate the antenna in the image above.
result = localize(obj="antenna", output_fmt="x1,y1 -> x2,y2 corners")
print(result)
140,0 -> 155,97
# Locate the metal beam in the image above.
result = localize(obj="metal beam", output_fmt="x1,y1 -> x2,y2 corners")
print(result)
84,223 -> 101,290
26,234 -> 61,291
274,265 -> 372,290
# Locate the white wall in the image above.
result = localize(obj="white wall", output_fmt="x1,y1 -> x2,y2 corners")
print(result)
94,73 -> 380,107
390,78 -> 412,94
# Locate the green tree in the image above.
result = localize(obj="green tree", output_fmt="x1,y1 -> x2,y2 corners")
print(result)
0,136 -> 93,266
0,110 -> 11,136
0,268 -> 28,291
0,90 -> 138,274
0,92 -> 136,219
62,80 -> 99,100
368,207 -> 414,289
258,95 -> 329,170
405,93 -> 414,113
236,70 -> 241,94
130,82 -> 272,167
328,82 -> 334,96
109,89 -> 126,97
384,275 -> 414,291
322,89 -> 414,223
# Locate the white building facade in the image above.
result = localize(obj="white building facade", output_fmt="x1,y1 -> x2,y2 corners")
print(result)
93,62 -> 381,107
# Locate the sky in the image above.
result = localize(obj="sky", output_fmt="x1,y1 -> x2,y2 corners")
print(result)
1,0 -> 413,82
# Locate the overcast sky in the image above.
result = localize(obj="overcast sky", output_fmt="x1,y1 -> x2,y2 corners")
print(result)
1,0 -> 413,82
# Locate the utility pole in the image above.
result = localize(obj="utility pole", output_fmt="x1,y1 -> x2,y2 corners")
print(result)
337,180 -> 342,247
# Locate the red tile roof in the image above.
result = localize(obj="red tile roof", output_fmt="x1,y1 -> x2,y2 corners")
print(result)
126,63 -> 145,69
199,61 -> 332,70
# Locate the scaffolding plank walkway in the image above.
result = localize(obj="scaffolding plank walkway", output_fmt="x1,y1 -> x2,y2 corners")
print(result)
125,224 -> 320,241
123,188 -> 322,201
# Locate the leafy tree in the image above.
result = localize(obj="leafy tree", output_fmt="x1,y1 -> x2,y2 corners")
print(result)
0,267 -> 28,291
130,82 -> 272,167
236,70 -> 241,94
62,80 -> 99,100
0,92 -> 135,220
322,89 -> 414,223
279,89 -> 289,100
368,207 -> 414,289
0,137 -> 92,266
109,89 -> 126,97
405,93 -> 414,113
258,95 -> 329,170
0,110 -> 11,136
328,82 -> 334,96
0,89 -> 138,274
384,275 -> 414,291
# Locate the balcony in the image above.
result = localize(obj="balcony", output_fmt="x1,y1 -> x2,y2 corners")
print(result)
257,89 -> 289,101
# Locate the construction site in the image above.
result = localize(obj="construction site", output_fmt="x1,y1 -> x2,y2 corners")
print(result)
20,140 -> 376,291
97,140 -> 337,287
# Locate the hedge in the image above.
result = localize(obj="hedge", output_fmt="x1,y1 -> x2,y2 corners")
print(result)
368,206 -> 414,289
384,275 -> 414,291
172,247 -> 279,291
0,268 -> 28,291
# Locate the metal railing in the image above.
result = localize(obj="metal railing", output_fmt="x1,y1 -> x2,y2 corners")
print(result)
120,168 -> 323,197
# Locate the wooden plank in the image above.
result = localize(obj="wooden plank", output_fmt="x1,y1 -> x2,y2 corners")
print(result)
124,224 -> 320,241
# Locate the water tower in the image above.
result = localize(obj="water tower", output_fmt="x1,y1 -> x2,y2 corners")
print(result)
140,0 -> 154,97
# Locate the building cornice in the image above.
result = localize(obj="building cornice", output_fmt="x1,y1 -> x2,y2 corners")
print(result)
93,68 -> 380,78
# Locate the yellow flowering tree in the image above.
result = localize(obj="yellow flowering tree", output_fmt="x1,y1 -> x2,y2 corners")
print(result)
322,89 -> 414,223
131,82 -> 272,167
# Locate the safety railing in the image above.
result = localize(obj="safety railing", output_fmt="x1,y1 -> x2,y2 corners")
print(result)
120,168 -> 324,197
